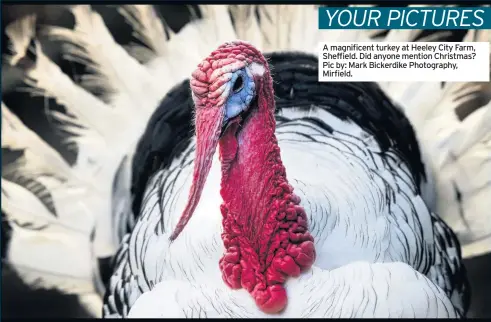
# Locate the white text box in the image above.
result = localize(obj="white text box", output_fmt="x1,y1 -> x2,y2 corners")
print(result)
318,42 -> 490,82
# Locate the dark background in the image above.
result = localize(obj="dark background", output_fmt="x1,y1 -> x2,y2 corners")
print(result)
1,4 -> 490,318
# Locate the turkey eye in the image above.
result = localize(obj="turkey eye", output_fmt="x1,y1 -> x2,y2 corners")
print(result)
232,75 -> 244,93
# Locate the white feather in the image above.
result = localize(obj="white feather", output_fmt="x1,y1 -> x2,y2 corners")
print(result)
120,105 -> 463,316
4,14 -> 36,65
46,5 -> 162,116
140,5 -> 237,95
25,41 -> 112,151
2,103 -> 73,181
380,28 -> 491,258
2,178 -> 96,294
127,262 -> 458,318
118,5 -> 169,61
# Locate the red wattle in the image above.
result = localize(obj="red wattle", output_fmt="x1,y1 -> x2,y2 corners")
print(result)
219,178 -> 316,314
253,284 -> 287,314
214,51 -> 316,312
189,41 -> 316,314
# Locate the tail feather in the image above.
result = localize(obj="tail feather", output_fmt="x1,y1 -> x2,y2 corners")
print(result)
1,104 -> 100,300
3,9 -> 146,272
424,100 -> 491,258
2,103 -> 73,180
2,100 -> 94,230
47,5 -> 163,116
25,41 -> 111,152
4,14 -> 36,65
138,5 -> 238,98
229,5 -> 371,54
198,5 -> 237,41
117,5 -> 169,61
228,5 -> 264,50
238,5 -> 309,52
1,176 -> 97,293
380,27 -> 491,258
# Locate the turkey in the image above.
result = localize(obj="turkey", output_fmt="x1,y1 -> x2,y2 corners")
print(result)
2,4 -> 490,318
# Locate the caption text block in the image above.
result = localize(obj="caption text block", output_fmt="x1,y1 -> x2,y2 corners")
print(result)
318,42 -> 490,82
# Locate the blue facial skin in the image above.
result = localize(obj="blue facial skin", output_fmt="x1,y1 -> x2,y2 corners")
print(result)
224,67 -> 256,124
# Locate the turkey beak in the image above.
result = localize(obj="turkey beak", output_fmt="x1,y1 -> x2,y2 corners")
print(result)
220,116 -> 233,138
169,107 -> 224,241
